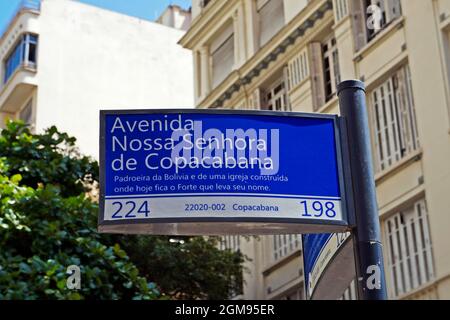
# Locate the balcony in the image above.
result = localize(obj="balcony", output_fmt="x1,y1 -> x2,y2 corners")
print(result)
0,1 -> 40,113
0,66 -> 37,113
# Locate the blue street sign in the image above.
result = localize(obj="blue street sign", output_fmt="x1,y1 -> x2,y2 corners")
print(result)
98,110 -> 349,235
302,232 -> 353,299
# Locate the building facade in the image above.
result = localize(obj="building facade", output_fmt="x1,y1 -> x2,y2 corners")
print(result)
0,0 -> 194,157
157,4 -> 192,31
180,0 -> 450,300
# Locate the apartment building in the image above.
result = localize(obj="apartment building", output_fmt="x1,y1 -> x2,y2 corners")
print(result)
157,4 -> 193,31
0,0 -> 194,157
180,0 -> 450,300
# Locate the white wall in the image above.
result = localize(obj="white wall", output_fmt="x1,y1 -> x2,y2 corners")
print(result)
158,6 -> 192,31
191,1 -> 202,20
35,0 -> 194,157
284,0 -> 308,23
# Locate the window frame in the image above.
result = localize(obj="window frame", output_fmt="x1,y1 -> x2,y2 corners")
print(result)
369,65 -> 420,174
210,24 -> 235,89
256,0 -> 285,48
322,36 -> 341,102
286,48 -> 309,91
220,235 -> 241,252
363,0 -> 402,43
263,75 -> 291,112
384,198 -> 435,298
3,33 -> 38,84
272,234 -> 301,261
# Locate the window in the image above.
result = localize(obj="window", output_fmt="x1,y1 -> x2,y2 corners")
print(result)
333,0 -> 349,22
340,279 -> 357,300
3,33 -> 38,84
257,0 -> 285,47
19,99 -> 33,125
264,78 -> 290,112
309,36 -> 341,111
365,0 -> 402,41
252,70 -> 291,111
211,24 -> 234,88
385,199 -> 434,297
322,37 -> 341,102
352,0 -> 402,51
248,88 -> 264,109
286,49 -> 309,91
273,234 -> 301,261
370,65 -> 419,173
220,235 -> 240,252
219,235 -> 243,297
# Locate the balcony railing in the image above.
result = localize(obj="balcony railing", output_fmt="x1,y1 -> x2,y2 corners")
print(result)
0,0 -> 41,40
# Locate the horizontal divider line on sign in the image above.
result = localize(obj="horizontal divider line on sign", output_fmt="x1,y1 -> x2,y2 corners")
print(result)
104,193 -> 341,201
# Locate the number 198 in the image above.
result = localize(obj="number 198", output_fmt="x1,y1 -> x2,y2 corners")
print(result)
300,200 -> 337,218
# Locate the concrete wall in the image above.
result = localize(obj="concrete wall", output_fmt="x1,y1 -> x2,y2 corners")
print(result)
34,0 -> 194,157
284,0 -> 308,23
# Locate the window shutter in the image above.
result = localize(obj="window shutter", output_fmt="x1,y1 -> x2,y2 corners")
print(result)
385,199 -> 434,297
370,78 -> 403,171
394,68 -> 408,155
259,89 -> 270,110
211,34 -> 234,88
404,66 -> 419,149
308,42 -> 325,112
394,66 -> 419,155
247,92 -> 255,110
287,49 -> 310,90
210,23 -> 233,53
350,0 -> 367,52
259,88 -> 269,110
257,0 -> 284,47
250,88 -> 267,110
286,61 -> 292,91
283,66 -> 292,111
370,65 -> 419,173
211,24 -> 235,88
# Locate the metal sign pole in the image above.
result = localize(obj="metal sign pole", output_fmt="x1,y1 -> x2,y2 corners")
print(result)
337,80 -> 388,300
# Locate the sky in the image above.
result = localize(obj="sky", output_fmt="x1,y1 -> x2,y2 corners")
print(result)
0,0 -> 192,37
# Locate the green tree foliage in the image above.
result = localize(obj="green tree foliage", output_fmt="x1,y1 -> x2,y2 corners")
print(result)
0,121 -> 245,300
0,121 -> 158,299
120,236 -> 245,300
0,121 -> 98,197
